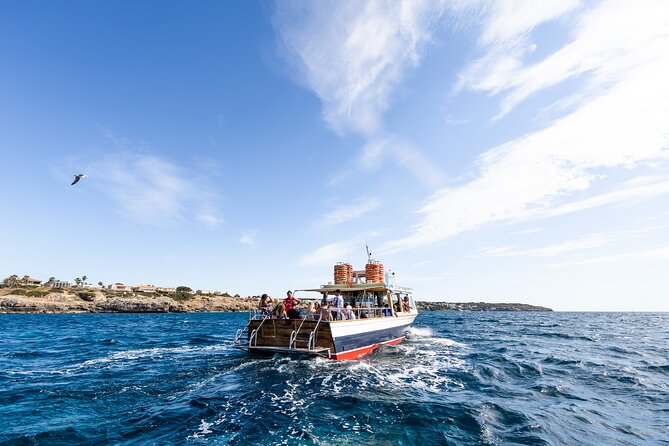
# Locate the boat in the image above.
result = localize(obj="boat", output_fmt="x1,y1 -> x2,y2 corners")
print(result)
233,259 -> 418,360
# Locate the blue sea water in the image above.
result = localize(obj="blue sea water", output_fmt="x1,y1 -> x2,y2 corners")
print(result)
1,312 -> 668,445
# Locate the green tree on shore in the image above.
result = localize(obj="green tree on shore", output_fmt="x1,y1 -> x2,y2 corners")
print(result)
82,275 -> 88,284
3,275 -> 19,287
74,277 -> 82,286
175,286 -> 193,301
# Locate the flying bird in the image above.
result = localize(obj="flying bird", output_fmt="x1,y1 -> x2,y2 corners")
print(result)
71,174 -> 88,186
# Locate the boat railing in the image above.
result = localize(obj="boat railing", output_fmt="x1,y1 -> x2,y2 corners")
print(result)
249,308 -> 268,320
307,314 -> 324,350
249,315 -> 269,347
318,306 -> 396,320
288,316 -> 308,349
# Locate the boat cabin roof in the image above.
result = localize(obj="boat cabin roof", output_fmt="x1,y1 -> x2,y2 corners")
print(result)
297,283 -> 413,294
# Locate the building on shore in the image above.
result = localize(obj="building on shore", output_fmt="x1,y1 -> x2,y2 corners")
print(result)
156,287 -> 176,293
48,280 -> 70,288
108,283 -> 133,292
20,277 -> 43,286
133,285 -> 157,293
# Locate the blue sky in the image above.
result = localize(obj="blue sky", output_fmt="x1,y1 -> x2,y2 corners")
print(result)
2,1 -> 668,311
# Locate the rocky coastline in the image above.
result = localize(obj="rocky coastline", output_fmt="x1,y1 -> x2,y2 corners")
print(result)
0,288 -> 258,314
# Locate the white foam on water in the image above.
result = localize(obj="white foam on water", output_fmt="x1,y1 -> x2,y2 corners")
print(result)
406,326 -> 435,338
70,343 -> 233,371
431,337 -> 466,348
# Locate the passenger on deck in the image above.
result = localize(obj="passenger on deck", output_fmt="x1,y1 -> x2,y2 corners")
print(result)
306,301 -> 315,319
259,293 -> 273,317
287,302 -> 301,320
402,296 -> 411,312
327,289 -> 344,320
382,304 -> 392,317
320,302 -> 332,321
283,291 -> 299,312
273,303 -> 287,319
344,304 -> 356,320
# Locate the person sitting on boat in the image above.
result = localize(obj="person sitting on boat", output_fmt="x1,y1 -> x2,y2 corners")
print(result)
287,302 -> 301,320
320,302 -> 332,321
344,304 -> 356,320
311,302 -> 321,320
402,296 -> 411,312
382,304 -> 392,317
305,301 -> 315,319
259,293 -> 273,317
327,289 -> 344,320
273,303 -> 287,319
283,291 -> 299,312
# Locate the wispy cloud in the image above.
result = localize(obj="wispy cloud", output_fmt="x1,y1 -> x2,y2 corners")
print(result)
274,0 -> 447,136
239,231 -> 257,246
328,136 -> 445,189
274,1 -> 447,188
381,2 -> 669,253
517,174 -> 669,221
456,0 -> 667,121
298,240 -> 358,267
478,226 -> 664,258
85,151 -> 223,227
315,196 -> 382,230
547,245 -> 669,267
452,0 -> 582,111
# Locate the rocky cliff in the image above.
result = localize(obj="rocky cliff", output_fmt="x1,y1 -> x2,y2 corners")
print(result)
0,288 -> 258,314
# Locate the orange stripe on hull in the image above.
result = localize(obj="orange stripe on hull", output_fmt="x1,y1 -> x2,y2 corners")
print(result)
331,336 -> 405,360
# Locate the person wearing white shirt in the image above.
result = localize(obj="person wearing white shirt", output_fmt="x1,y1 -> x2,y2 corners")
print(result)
327,289 -> 344,320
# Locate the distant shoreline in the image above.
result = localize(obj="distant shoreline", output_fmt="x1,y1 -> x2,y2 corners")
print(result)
417,301 -> 553,312
1,288 -> 552,314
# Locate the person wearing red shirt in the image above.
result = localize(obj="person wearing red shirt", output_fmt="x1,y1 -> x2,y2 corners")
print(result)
283,290 -> 299,312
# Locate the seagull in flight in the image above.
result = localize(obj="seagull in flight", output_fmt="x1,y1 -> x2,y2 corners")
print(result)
71,174 -> 88,186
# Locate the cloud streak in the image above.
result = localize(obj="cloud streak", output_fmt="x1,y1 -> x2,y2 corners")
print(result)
239,231 -> 257,246
478,225 -> 664,258
274,0 -> 447,137
274,1 -> 447,190
315,196 -> 382,230
298,240 -> 358,267
547,245 -> 669,267
382,1 -> 669,253
86,151 -> 223,227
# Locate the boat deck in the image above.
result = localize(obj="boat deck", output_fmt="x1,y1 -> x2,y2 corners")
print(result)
234,345 -> 332,358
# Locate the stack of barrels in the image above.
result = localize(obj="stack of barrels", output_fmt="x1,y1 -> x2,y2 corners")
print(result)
334,263 -> 353,285
365,262 -> 385,283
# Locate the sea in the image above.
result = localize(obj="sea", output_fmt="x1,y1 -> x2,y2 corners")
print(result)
0,312 -> 667,445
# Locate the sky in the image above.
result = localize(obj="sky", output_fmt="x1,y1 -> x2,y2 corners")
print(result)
1,0 -> 668,311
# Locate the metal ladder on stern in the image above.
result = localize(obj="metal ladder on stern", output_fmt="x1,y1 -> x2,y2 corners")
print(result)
289,315 -> 324,351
